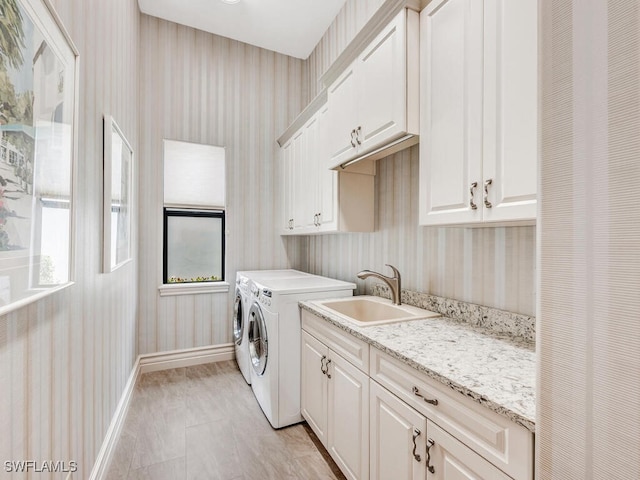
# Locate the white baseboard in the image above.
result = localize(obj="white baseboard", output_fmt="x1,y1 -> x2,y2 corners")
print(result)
89,343 -> 236,479
88,358 -> 140,480
139,343 -> 235,373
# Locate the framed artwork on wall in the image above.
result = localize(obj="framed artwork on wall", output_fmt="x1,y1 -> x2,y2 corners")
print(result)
0,0 -> 78,314
103,115 -> 133,272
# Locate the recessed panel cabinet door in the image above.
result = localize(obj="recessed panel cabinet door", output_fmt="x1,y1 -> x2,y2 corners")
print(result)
328,65 -> 359,168
481,0 -> 538,222
370,381 -> 427,480
282,140 -> 293,233
357,10 -> 407,154
328,352 -> 369,480
317,104 -> 338,230
419,0 -> 484,226
301,331 -> 329,446
292,129 -> 307,230
427,421 -> 511,480
301,114 -> 321,229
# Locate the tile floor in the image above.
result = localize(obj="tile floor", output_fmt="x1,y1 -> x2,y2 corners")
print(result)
105,361 -> 345,480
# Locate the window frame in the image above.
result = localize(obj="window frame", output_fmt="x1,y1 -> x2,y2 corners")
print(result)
162,207 -> 225,285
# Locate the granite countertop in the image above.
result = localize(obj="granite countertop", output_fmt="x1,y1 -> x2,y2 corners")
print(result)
299,299 -> 536,433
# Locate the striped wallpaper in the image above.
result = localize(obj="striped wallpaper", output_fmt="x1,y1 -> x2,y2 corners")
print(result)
136,16 -> 306,354
538,1 -> 640,478
300,0 -> 537,316
0,0 -> 139,478
303,147 -> 537,316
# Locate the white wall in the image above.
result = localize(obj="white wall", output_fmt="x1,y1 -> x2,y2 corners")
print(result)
0,0 -> 139,477
300,0 -> 537,316
538,1 -> 640,477
137,15 -> 307,354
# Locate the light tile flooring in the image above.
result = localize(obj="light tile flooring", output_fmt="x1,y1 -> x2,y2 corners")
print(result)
105,361 -> 345,480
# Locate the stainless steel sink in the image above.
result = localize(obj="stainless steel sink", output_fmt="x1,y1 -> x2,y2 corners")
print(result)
315,296 -> 441,326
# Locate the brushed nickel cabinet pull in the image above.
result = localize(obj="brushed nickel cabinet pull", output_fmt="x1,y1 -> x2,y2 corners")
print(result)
470,181 -> 478,210
412,428 -> 422,462
484,178 -> 493,208
426,438 -> 435,473
412,386 -> 438,406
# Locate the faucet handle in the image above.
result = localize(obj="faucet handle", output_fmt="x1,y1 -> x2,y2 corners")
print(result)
385,264 -> 401,304
385,264 -> 401,279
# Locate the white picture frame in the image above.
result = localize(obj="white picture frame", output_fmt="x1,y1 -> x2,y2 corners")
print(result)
0,0 -> 78,314
103,115 -> 133,272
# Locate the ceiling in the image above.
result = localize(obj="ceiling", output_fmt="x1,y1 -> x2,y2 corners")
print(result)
138,0 -> 348,60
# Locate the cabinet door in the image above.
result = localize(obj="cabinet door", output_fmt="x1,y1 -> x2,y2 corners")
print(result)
327,351 -> 369,480
301,114 -> 321,230
327,64 -> 359,168
301,331 -> 329,446
356,9 -> 409,155
370,381 -> 427,480
427,421 -> 511,480
317,103 -> 338,231
291,129 -> 307,230
419,0 -> 484,226
482,0 -> 537,222
282,139 -> 294,233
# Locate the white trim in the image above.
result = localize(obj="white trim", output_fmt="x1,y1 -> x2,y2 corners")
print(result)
88,357 -> 141,480
0,282 -> 75,317
158,281 -> 230,296
90,344 -> 236,479
138,343 -> 235,373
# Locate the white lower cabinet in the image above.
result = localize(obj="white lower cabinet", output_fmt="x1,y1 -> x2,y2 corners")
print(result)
301,325 -> 369,480
301,331 -> 329,446
371,380 -> 510,480
370,380 -> 426,480
301,310 -> 534,480
327,352 -> 369,480
427,421 -> 511,480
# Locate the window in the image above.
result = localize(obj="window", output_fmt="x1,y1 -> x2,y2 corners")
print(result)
163,209 -> 224,283
162,140 -> 226,287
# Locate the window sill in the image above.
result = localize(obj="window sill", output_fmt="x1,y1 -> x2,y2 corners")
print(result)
158,281 -> 230,297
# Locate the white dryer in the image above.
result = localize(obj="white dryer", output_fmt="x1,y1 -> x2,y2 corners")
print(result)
248,275 -> 356,428
234,270 -> 312,384
233,274 -> 253,384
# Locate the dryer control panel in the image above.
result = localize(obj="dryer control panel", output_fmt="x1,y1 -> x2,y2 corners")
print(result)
259,289 -> 272,306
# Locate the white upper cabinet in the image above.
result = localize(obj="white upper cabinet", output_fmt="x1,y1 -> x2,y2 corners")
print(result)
481,0 -> 538,223
281,103 -> 374,236
419,0 -> 538,226
327,8 -> 419,169
327,65 -> 359,167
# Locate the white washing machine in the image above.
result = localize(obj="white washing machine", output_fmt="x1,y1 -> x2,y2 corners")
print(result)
247,275 -> 356,428
234,270 -> 312,384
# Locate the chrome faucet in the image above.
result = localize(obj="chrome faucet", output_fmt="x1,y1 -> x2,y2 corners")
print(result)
356,264 -> 402,305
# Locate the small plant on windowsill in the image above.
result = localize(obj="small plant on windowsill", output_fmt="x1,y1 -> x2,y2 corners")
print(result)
167,275 -> 221,283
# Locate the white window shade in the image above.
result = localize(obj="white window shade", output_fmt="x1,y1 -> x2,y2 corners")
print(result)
163,140 -> 225,208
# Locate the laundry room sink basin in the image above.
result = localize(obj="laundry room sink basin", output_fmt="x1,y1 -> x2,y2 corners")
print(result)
315,296 -> 441,326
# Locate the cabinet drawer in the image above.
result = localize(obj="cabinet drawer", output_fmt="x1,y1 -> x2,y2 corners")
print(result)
302,309 -> 369,374
427,420 -> 511,480
370,348 -> 533,480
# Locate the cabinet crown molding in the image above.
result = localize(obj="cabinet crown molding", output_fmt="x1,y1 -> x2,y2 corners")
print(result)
277,90 -> 327,147
319,0 -> 420,88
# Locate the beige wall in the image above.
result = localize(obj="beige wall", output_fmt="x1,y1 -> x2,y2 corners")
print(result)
300,0 -> 537,316
538,1 -> 640,477
137,16 -> 306,354
0,0 -> 139,477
